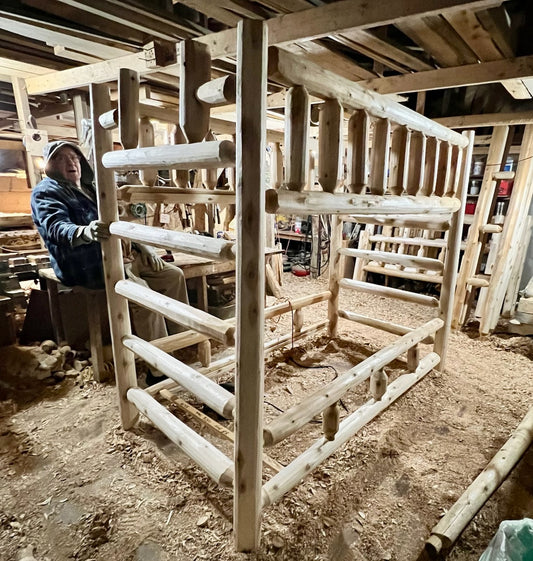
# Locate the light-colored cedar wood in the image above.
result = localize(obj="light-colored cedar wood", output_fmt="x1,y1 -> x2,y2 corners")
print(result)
322,403 -> 340,441
115,279 -> 235,346
127,387 -> 234,487
196,75 -> 236,107
197,339 -> 211,367
406,131 -> 426,195
346,214 -> 451,230
421,137 -> 439,196
272,142 -> 284,189
353,225 -> 372,281
265,263 -> 283,299
388,125 -> 409,195
407,346 -> 420,372
119,68 -> 139,149
435,141 -> 452,197
452,126 -> 509,328
138,116 -> 157,186
362,264 -> 442,284
436,111 -> 533,128
262,352 -> 441,504
337,310 -> 434,343
72,92 -> 89,142
90,82 -> 138,429
170,124 -> 189,188
425,406 -> 533,557
434,130 -> 474,364
159,390 -> 283,473
263,318 -> 443,447
480,124 -> 533,334
179,39 -> 210,143
265,189 -> 460,216
102,140 -> 236,170
339,247 -> 444,271
369,369 -> 388,400
327,215 -> 343,337
318,99 -> 343,193
347,110 -> 371,194
123,335 -> 234,418
368,234 -> 447,248
284,85 -> 310,191
268,48 -> 468,148
467,276 -> 491,288
234,19 -> 267,552
118,186 -> 236,205
340,277 -> 440,306
109,221 -> 235,260
86,291 -> 106,383
447,143 -> 464,198
370,118 -> 391,195
98,108 -> 118,130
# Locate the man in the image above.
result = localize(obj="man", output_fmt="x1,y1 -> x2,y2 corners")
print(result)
31,140 -> 188,380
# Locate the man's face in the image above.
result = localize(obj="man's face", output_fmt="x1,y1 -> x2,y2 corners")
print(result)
50,147 -> 81,186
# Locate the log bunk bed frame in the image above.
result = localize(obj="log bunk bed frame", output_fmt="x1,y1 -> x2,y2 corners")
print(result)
89,20 -> 474,552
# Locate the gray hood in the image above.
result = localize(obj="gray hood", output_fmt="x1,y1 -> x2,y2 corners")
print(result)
43,140 -> 95,188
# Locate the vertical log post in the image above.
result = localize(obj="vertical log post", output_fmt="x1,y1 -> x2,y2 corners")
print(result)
234,19 -> 267,553
347,110 -> 370,194
203,130 -> 218,235
318,99 -> 343,193
370,118 -> 391,195
139,116 -> 157,187
421,137 -> 440,196
285,86 -> 310,191
90,83 -> 138,429
272,142 -> 284,189
170,124 -> 189,188
406,131 -> 426,196
434,130 -> 474,369
119,68 -> 139,150
389,125 -> 409,196
328,215 -> 344,337
179,40 -> 211,143
435,141 -> 452,197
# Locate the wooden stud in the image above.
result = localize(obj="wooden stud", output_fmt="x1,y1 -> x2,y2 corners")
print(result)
434,141 -> 452,197
179,39 -> 211,143
328,215 -> 343,337
346,110 -> 370,194
406,131 -> 426,196
318,99 -> 343,193
119,68 -> 139,149
139,116 -> 157,187
284,85 -> 310,191
234,19 -> 267,553
169,124 -> 189,188
388,125 -> 410,196
421,137 -> 440,196
272,142 -> 284,189
370,118 -> 391,195
90,82 -> 138,429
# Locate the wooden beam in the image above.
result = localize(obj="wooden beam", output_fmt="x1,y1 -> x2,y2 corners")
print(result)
234,19 -> 267,553
359,55 -> 533,95
435,112 -> 533,128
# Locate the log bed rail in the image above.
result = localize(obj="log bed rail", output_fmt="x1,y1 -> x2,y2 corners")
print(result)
89,20 -> 473,552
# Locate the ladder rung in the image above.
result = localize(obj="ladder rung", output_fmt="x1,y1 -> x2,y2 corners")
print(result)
102,140 -> 235,170
339,278 -> 439,307
467,276 -> 490,288
339,247 -> 444,272
115,280 -> 235,346
363,264 -> 443,284
368,235 -> 447,248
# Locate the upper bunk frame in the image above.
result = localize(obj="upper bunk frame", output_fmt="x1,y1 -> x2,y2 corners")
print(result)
88,20 -> 473,552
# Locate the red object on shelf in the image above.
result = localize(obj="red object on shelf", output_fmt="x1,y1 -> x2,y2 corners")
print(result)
465,202 -> 476,214
498,180 -> 513,196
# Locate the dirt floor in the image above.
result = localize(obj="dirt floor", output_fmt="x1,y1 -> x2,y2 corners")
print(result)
1,273 -> 532,561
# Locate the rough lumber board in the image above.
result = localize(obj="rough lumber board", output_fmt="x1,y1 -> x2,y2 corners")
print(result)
443,9 -> 530,100
435,112 -> 533,128
395,15 -> 478,67
25,0 -> 503,95
333,29 -> 433,73
359,55 -> 533,95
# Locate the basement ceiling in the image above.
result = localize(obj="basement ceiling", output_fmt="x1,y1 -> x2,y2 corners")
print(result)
1,0 -> 533,136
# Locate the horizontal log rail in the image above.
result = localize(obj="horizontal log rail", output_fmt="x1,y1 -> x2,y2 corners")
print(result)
109,221 -> 235,260
263,318 -> 443,446
127,387 -> 234,487
339,247 -> 444,271
268,47 -> 468,148
339,278 -> 440,307
368,235 -> 447,248
102,140 -> 236,170
347,214 -> 452,230
262,352 -> 441,506
266,190 -> 461,216
363,264 -> 443,284
115,280 -> 235,346
123,334 -> 235,418
117,186 -> 237,205
338,310 -> 434,343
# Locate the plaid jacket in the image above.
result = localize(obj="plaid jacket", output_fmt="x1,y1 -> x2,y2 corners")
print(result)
31,176 -> 105,289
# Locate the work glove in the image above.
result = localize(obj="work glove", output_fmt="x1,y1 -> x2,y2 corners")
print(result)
81,220 -> 110,242
135,243 -> 166,272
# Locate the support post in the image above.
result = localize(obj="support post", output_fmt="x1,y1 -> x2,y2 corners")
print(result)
90,83 -> 138,429
234,19 -> 267,553
328,215 -> 343,337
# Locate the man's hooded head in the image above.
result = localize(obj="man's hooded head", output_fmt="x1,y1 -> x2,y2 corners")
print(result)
43,141 -> 94,187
